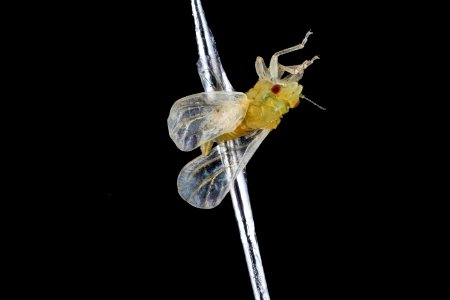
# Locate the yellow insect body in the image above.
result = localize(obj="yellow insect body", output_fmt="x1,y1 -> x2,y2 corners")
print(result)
216,80 -> 303,146
168,31 -> 320,208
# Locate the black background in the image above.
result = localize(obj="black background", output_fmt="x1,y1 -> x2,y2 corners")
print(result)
16,0 -> 416,299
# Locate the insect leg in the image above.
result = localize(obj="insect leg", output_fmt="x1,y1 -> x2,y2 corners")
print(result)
200,141 -> 214,156
269,30 -> 314,81
255,56 -> 270,80
279,64 -> 303,75
282,55 -> 320,82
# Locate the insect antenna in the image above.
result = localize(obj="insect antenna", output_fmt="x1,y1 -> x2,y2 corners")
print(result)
301,95 -> 326,110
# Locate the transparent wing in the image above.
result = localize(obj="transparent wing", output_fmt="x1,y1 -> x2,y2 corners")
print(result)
167,91 -> 248,152
177,129 -> 271,209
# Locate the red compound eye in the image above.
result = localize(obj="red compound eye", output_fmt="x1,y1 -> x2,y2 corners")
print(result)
271,84 -> 281,94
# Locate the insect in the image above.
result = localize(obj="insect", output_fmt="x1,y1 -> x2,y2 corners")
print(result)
168,31 -> 322,209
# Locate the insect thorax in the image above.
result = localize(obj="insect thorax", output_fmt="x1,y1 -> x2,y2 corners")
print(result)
242,79 -> 302,129
216,80 -> 303,144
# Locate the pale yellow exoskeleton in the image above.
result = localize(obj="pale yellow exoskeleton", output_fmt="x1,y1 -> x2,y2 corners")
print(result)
168,31 -> 322,208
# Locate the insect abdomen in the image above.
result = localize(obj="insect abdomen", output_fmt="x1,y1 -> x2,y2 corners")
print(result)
216,126 -> 249,142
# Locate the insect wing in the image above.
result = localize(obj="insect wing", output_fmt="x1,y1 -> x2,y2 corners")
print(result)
167,91 -> 248,152
177,129 -> 271,208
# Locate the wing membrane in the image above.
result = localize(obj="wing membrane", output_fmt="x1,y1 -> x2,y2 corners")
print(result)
167,91 -> 248,152
177,129 -> 271,208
